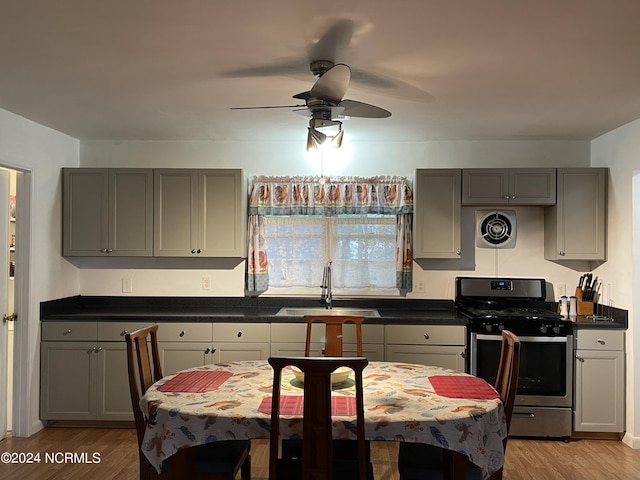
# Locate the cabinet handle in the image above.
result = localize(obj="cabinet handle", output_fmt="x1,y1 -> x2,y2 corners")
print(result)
460,351 -> 466,358
211,347 -> 217,354
100,248 -> 108,253
597,339 -> 605,345
120,330 -> 128,337
503,195 -> 510,200
106,248 -> 113,253
455,250 -> 461,256
204,348 -> 211,354
237,331 -> 243,338
191,249 -> 197,254
423,333 -> 430,340
94,346 -> 102,353
197,249 -> 202,254
576,356 -> 584,362
559,251 -> 565,256
64,329 -> 72,335
179,331 -> 185,337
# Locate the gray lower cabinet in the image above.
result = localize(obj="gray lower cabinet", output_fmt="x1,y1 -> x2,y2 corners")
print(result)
41,321 -> 147,421
545,168 -> 607,261
414,169 -> 462,259
574,329 -> 625,433
156,323 -> 270,375
154,169 -> 245,257
62,168 -> 153,256
462,168 -> 556,205
385,325 -> 466,371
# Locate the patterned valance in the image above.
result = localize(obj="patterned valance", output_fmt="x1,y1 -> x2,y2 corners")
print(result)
248,176 -> 413,216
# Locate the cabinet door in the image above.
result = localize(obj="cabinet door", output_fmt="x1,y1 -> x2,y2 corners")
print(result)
62,168 -> 109,256
509,168 -> 556,205
462,169 -> 509,204
574,349 -> 624,432
95,342 -> 134,421
200,170 -> 245,257
544,168 -> 607,261
154,169 -> 199,256
414,169 -> 461,258
157,342 -> 213,376
213,343 -> 270,363
109,169 -> 153,256
385,344 -> 466,371
40,342 -> 97,420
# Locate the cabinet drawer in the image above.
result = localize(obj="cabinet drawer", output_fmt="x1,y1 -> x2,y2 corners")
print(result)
155,323 -> 213,342
98,322 -> 154,341
576,330 -> 624,351
214,323 -> 270,342
270,323 -> 384,344
42,322 -> 98,341
386,325 -> 465,345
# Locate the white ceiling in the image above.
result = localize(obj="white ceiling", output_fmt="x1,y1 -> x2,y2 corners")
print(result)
2,0 -> 640,145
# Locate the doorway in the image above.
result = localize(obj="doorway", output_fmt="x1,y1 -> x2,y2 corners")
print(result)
0,169 -> 16,439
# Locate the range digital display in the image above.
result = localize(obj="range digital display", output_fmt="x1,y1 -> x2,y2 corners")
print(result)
490,280 -> 512,290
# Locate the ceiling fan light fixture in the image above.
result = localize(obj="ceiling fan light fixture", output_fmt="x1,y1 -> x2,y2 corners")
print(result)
306,118 -> 343,151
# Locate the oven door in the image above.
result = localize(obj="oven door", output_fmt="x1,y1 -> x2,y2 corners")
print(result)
470,333 -> 573,408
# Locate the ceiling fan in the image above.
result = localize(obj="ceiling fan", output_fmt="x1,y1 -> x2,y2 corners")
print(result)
230,20 -> 392,150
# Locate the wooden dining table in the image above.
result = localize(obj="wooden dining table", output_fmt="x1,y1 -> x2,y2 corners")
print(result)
140,360 -> 507,479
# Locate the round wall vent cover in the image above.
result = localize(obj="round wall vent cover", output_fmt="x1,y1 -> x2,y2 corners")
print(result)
476,210 -> 517,249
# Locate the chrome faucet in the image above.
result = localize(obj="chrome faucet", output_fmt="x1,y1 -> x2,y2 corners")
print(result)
321,260 -> 333,309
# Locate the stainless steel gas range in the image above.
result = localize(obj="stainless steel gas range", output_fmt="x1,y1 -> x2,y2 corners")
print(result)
457,277 -> 573,440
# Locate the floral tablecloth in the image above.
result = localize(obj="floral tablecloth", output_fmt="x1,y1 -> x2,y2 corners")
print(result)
141,360 -> 506,478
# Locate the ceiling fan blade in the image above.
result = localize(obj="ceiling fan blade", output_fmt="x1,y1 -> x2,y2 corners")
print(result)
308,19 -> 354,63
338,99 -> 391,118
310,64 -> 351,102
230,104 -> 305,111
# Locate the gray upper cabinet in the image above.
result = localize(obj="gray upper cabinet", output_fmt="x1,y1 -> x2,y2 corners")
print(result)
414,169 -> 461,259
154,169 -> 245,257
63,168 -> 153,256
462,168 -> 556,205
544,168 -> 607,261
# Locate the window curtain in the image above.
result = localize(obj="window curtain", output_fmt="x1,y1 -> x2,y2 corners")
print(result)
246,176 -> 413,294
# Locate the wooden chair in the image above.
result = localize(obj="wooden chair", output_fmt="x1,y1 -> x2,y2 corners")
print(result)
397,330 -> 521,480
304,315 -> 365,357
268,356 -> 373,480
125,325 -> 251,480
282,315 -> 368,460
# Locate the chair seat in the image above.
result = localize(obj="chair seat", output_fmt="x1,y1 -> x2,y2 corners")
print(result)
275,458 -> 375,480
192,440 -> 251,474
398,442 -> 482,480
281,438 -> 371,460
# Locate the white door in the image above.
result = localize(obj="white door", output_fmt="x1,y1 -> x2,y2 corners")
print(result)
0,170 -> 9,439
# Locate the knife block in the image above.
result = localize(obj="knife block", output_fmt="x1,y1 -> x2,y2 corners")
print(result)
575,288 -> 594,315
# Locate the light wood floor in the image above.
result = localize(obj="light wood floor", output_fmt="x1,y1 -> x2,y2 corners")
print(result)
1,428 -> 640,479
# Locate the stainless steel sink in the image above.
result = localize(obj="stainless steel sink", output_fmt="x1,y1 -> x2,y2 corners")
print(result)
275,307 -> 380,317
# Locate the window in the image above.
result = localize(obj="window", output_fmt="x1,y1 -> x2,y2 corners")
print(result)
264,215 -> 398,296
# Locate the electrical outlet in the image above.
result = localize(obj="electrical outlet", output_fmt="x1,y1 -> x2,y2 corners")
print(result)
415,281 -> 425,293
202,276 -> 211,290
122,278 -> 133,293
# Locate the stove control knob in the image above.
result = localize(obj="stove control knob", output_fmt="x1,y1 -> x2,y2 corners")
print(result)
498,324 -> 505,332
539,325 -> 548,334
553,325 -> 561,334
484,324 -> 493,333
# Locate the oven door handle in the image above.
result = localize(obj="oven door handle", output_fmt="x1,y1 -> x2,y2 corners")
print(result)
475,334 -> 569,343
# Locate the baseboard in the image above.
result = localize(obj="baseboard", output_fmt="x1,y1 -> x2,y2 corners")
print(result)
30,420 -> 44,437
622,432 -> 640,448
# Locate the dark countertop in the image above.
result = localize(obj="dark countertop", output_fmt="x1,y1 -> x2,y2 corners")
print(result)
40,295 -> 627,329
40,296 -> 467,325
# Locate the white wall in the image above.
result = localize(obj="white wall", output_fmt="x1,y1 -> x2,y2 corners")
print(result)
78,139 -> 590,298
591,119 -> 640,446
0,108 -> 80,435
